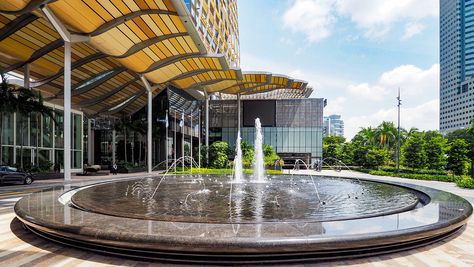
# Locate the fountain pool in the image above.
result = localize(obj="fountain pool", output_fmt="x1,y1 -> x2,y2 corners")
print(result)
14,174 -> 472,264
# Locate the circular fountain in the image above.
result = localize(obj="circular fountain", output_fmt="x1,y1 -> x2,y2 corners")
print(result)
14,173 -> 472,264
13,119 -> 473,263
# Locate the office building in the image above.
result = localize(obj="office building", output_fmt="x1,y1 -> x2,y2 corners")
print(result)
323,114 -> 344,138
440,0 -> 474,132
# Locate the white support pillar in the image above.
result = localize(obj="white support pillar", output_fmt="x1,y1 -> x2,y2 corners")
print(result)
181,112 -> 184,172
198,109 -> 201,169
112,129 -> 116,164
140,76 -> 153,174
237,93 -> 241,135
174,110 -> 177,172
190,112 -> 193,171
41,6 -> 90,181
165,109 -> 169,169
147,90 -> 152,174
63,41 -> 72,181
87,119 -> 93,165
204,89 -> 209,165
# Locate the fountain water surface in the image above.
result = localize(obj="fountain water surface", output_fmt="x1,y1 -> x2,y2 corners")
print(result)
253,118 -> 265,182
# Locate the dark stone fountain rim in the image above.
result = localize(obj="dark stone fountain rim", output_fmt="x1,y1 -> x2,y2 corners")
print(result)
68,175 -> 425,224
13,174 -> 473,263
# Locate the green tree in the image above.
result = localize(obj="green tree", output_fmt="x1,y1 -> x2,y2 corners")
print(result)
323,135 -> 345,164
209,141 -> 229,168
446,125 -> 474,178
376,121 -> 397,148
341,142 -> 355,165
240,140 -> 254,167
447,139 -> 470,175
355,127 -> 377,146
402,132 -> 426,169
424,132 -> 448,170
351,141 -> 387,168
365,147 -> 388,168
263,144 -> 280,166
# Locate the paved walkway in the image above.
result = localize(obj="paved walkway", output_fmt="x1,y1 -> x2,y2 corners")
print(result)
0,171 -> 473,266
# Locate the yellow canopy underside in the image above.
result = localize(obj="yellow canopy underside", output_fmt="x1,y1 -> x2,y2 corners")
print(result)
0,0 -> 308,115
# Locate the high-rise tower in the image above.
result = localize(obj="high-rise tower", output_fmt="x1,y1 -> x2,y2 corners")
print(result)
184,0 -> 240,68
440,0 -> 474,132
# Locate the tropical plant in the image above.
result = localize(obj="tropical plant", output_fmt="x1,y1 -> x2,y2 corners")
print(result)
376,121 -> 397,148
209,141 -> 230,168
402,132 -> 426,169
263,144 -> 279,166
323,135 -> 345,164
240,140 -> 254,166
424,133 -> 448,170
356,127 -> 377,146
447,139 -> 470,175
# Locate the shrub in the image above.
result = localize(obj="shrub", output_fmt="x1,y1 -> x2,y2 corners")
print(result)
369,170 -> 458,183
447,139 -> 470,175
209,141 -> 230,168
456,176 -> 474,189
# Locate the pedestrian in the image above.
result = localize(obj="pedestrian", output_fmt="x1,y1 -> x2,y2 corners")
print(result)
112,162 -> 118,175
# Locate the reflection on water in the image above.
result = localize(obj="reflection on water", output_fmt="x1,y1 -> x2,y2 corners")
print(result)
71,175 -> 420,224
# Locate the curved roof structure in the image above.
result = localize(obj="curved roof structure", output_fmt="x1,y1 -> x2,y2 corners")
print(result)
0,0 -> 310,116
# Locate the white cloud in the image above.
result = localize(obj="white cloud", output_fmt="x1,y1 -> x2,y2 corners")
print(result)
282,0 -> 438,41
325,96 -> 346,115
335,0 -> 438,38
347,83 -> 386,101
379,64 -> 439,98
282,0 -> 336,43
347,64 -> 439,101
344,99 -> 439,139
402,22 -> 426,40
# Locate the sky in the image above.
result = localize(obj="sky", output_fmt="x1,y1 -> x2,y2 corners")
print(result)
237,0 -> 440,140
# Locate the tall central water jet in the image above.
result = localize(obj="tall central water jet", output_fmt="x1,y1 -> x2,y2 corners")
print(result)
233,131 -> 244,183
253,118 -> 265,182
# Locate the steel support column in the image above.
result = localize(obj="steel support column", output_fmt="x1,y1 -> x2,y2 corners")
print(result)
112,129 -> 116,164
198,109 -> 201,169
190,113 -> 193,171
165,109 -> 169,169
140,76 -> 153,174
147,90 -> 152,174
174,110 -> 177,172
204,89 -> 209,165
237,93 -> 241,135
63,41 -> 71,180
87,119 -> 93,165
41,5 -> 89,180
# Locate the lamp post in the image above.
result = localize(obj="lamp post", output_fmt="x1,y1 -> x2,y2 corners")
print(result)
397,88 -> 402,174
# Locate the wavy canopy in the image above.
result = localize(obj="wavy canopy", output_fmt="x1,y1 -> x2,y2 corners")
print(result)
0,0 -> 311,116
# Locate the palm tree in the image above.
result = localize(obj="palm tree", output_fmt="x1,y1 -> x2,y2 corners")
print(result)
0,74 -> 17,165
376,121 -> 397,148
359,127 -> 377,146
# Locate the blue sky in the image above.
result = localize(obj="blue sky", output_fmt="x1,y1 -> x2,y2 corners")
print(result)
237,0 -> 440,139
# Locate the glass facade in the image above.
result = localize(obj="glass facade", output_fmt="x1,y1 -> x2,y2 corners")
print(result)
440,0 -> 474,132
0,104 -> 83,171
208,98 -> 325,165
